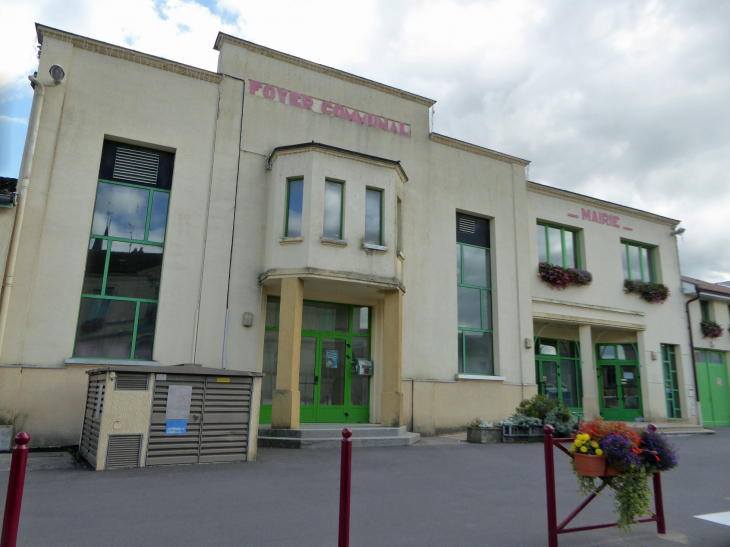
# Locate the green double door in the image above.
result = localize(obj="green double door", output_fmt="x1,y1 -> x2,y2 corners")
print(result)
597,343 -> 643,421
299,332 -> 370,423
535,338 -> 582,413
695,350 -> 730,426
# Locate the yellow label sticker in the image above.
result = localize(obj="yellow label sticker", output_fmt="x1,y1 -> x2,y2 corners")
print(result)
217,378 -> 230,383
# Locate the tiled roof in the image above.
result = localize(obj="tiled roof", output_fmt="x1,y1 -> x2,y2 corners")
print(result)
681,276 -> 730,297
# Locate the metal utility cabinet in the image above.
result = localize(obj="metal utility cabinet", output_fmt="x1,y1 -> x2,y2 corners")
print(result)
79,364 -> 263,470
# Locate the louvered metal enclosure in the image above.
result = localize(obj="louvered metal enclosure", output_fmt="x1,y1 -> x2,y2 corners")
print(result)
80,364 -> 262,470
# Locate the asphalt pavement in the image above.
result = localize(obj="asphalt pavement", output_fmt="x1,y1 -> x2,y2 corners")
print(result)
1,428 -> 728,546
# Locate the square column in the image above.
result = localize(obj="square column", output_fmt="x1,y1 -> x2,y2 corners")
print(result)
272,277 -> 304,429
381,289 -> 404,427
579,324 -> 600,420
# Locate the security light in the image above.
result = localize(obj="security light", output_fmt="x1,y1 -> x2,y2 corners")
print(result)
670,227 -> 686,236
49,64 -> 65,84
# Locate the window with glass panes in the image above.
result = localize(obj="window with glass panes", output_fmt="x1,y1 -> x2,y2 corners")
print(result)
285,178 -> 304,237
364,188 -> 383,245
661,344 -> 681,419
700,300 -> 710,321
534,338 -> 582,410
323,180 -> 343,239
536,223 -> 580,268
74,141 -> 173,360
621,241 -> 655,282
456,213 -> 493,375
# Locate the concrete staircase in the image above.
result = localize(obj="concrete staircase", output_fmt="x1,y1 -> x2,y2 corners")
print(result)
258,423 -> 420,449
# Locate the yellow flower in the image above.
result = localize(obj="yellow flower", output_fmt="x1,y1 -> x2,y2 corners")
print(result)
580,446 -> 588,453
595,449 -> 603,456
591,442 -> 599,448
570,444 -> 576,452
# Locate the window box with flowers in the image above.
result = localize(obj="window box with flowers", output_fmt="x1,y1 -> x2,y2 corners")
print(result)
623,279 -> 670,304
570,419 -> 678,531
700,319 -> 724,339
538,262 -> 593,290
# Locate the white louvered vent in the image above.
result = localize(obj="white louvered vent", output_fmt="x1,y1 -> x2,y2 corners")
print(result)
113,148 -> 159,185
106,435 -> 142,469
115,373 -> 149,391
458,217 -> 475,233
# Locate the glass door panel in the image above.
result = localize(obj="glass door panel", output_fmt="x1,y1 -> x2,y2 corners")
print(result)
299,337 -> 317,405
600,366 -> 619,411
320,338 -> 346,406
620,365 -> 640,410
541,361 -> 559,401
560,360 -> 580,409
351,337 -> 370,407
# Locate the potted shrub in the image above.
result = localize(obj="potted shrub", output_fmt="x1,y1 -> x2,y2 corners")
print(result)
501,394 -> 580,442
570,419 -> 678,531
466,418 -> 501,443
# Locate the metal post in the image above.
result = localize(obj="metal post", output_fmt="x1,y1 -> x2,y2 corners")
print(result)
338,428 -> 353,547
543,425 -> 558,547
1,432 -> 30,547
653,472 -> 666,534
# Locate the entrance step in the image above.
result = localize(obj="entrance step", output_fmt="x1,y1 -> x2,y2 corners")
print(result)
625,422 -> 715,436
258,424 -> 420,449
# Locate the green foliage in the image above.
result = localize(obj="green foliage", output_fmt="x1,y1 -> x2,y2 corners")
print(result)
501,414 -> 542,428
545,409 -> 579,437
467,417 -> 494,428
516,394 -> 558,421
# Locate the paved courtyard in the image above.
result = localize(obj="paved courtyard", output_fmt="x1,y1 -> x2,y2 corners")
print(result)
1,428 -> 728,546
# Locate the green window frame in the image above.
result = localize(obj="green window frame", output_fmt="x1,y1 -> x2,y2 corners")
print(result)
456,242 -> 493,375
364,187 -> 383,245
323,179 -> 344,240
73,178 -> 170,360
700,300 -> 710,321
621,241 -> 656,282
285,177 -> 304,237
536,223 -> 580,268
661,344 -> 682,419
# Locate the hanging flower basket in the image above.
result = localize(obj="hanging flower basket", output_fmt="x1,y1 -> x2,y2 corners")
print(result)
623,279 -> 670,303
573,453 -> 621,477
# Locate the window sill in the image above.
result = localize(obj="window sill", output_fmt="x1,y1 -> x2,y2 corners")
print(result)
397,251 -> 405,261
362,243 -> 388,254
279,236 -> 303,245
65,358 -> 160,366
321,237 -> 348,247
455,374 -> 506,382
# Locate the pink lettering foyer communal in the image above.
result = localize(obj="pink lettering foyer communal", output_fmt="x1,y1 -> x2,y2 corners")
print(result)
249,80 -> 410,137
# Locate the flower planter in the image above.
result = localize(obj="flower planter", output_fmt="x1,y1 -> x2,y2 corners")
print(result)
466,427 -> 502,444
502,425 -> 543,443
573,453 -> 621,477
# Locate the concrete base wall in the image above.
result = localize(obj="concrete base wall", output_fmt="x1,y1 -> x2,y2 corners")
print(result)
403,379 -> 537,436
0,366 -> 95,448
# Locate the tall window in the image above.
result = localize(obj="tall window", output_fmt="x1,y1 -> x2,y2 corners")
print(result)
396,197 -> 403,253
285,178 -> 304,237
456,213 -> 493,375
661,344 -> 681,419
74,141 -> 173,360
364,188 -> 382,245
700,300 -> 710,321
536,223 -> 579,268
621,241 -> 655,281
323,180 -> 343,239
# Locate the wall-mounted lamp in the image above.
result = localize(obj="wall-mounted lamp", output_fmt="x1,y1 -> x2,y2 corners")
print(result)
670,227 -> 686,236
651,351 -> 658,361
242,312 -> 254,327
525,338 -> 533,349
49,64 -> 65,84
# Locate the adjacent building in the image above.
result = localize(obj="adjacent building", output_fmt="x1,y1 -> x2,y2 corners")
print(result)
0,24 -> 705,448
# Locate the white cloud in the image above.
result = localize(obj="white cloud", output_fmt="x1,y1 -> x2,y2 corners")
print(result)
0,115 -> 27,125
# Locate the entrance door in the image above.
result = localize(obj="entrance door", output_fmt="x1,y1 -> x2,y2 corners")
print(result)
298,333 -> 370,423
597,343 -> 643,421
535,338 -> 582,412
695,350 -> 730,426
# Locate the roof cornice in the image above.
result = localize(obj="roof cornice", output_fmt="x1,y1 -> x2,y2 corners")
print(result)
267,142 -> 408,183
214,32 -> 436,108
527,182 -> 680,226
429,133 -> 530,166
36,24 -> 222,84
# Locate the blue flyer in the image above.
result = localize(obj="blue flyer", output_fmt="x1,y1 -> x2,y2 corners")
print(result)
325,349 -> 338,368
166,419 -> 188,435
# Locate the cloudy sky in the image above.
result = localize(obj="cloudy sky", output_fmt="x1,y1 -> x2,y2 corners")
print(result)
2,0 -> 729,281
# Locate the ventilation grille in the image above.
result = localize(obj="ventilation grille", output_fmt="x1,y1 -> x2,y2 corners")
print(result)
113,147 -> 159,185
106,435 -> 142,469
458,217 -> 475,233
80,374 -> 106,467
115,373 -> 149,391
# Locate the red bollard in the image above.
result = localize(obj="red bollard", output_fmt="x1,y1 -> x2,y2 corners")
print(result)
543,425 -> 558,547
338,428 -> 353,547
1,432 -> 30,547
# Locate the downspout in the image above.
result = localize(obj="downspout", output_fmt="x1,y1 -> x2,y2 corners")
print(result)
0,76 -> 46,358
685,288 -> 702,426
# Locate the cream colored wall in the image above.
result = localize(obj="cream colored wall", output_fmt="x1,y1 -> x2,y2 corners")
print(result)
688,297 -> 730,354
0,208 -> 15,288
528,188 -> 694,422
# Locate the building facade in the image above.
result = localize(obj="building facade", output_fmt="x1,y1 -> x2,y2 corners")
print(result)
0,25 -> 698,447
